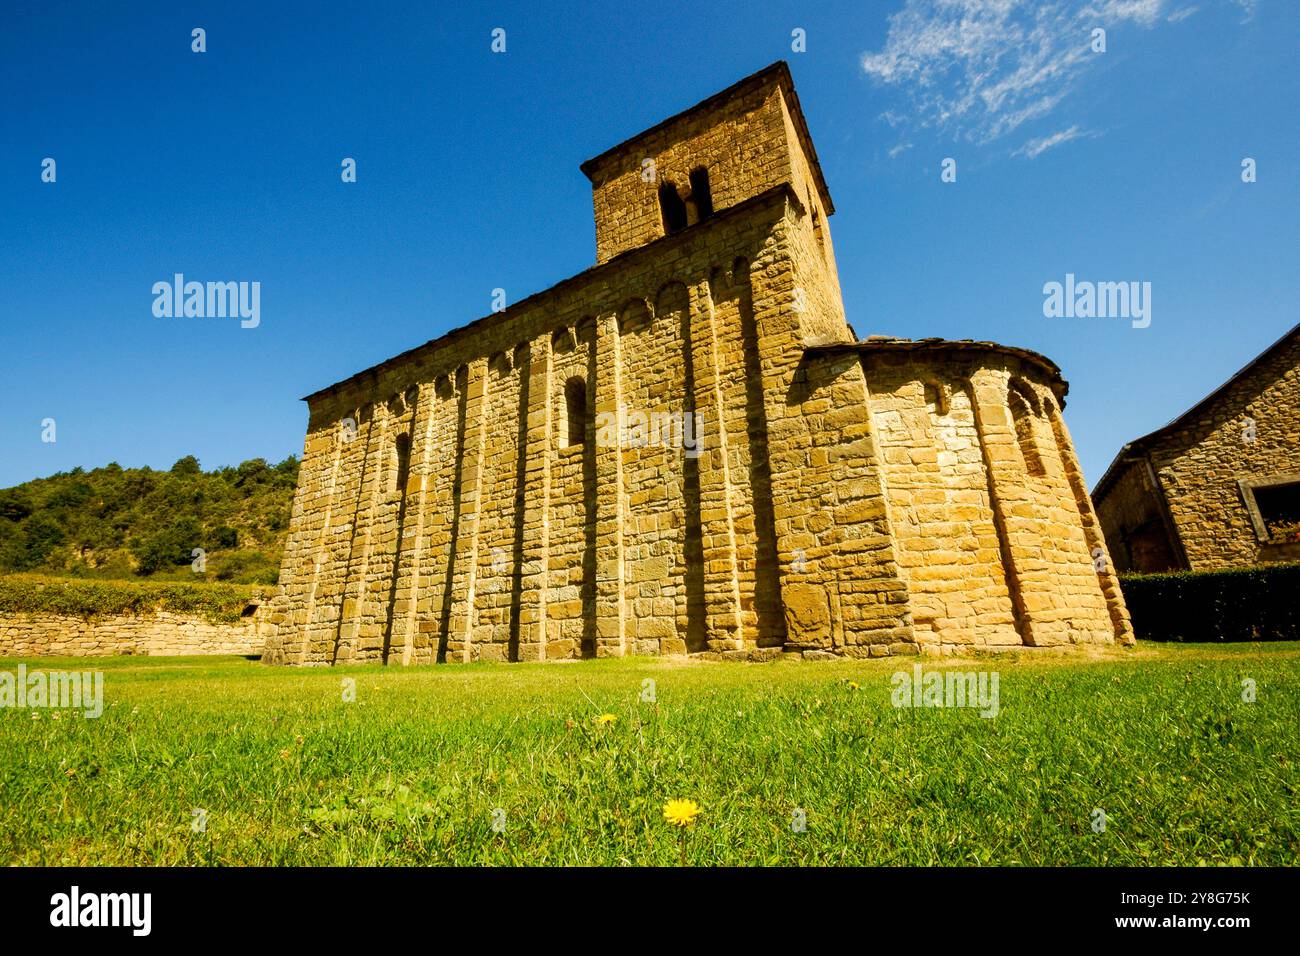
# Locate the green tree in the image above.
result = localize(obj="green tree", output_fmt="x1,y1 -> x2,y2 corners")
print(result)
0,489 -> 33,522
132,517 -> 204,575
15,513 -> 65,570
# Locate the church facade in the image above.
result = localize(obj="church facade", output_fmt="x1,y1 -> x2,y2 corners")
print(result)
262,62 -> 1132,666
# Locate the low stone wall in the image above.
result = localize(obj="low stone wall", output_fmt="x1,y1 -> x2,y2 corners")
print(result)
0,611 -> 264,657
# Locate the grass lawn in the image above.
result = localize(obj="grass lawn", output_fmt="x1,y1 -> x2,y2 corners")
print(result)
1,642 -> 1297,866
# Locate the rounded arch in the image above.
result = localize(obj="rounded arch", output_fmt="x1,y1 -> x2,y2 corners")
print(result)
551,326 -> 575,353
1007,383 -> 1046,477
655,280 -> 690,318
617,297 -> 651,335
1008,378 -> 1042,416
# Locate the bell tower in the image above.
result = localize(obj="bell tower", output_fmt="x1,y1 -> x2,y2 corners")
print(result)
579,61 -> 839,271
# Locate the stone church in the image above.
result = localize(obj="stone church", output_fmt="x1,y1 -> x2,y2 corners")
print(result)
262,62 -> 1133,666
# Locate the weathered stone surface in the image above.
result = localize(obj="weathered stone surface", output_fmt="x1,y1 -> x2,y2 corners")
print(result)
782,584 -> 831,646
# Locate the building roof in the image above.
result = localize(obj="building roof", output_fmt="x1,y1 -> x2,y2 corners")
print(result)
578,60 -> 835,216
808,336 -> 1068,401
1091,321 -> 1300,501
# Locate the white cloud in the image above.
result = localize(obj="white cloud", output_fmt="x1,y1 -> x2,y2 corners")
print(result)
1012,124 -> 1092,158
888,141 -> 915,157
861,0 -> 1173,145
1166,5 -> 1200,21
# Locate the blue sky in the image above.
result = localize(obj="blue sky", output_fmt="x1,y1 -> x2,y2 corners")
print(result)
2,0 -> 1296,489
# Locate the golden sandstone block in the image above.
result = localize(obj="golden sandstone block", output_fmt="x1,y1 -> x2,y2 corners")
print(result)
259,63 -> 1133,667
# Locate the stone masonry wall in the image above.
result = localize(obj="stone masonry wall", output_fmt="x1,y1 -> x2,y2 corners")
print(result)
776,91 -> 846,345
0,611 -> 264,657
1096,331 -> 1300,570
863,350 -> 1132,650
765,198 -> 916,656
1093,460 -> 1179,573
864,361 -> 1020,649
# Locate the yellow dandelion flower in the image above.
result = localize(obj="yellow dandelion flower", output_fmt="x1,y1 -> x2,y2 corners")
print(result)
663,798 -> 701,827
594,713 -> 618,727
847,681 -> 860,691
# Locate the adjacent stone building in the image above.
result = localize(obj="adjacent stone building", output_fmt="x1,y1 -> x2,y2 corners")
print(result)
1093,322 -> 1300,573
262,62 -> 1133,665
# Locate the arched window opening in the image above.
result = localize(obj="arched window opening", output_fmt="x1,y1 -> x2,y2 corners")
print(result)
1008,388 -> 1045,477
659,182 -> 688,236
551,326 -> 575,353
688,167 -> 714,223
564,378 -> 587,448
392,433 -> 411,494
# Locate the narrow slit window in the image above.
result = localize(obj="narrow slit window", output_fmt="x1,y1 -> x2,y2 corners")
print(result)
393,433 -> 411,493
564,377 -> 587,448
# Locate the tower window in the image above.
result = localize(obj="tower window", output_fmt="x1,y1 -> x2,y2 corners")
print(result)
688,167 -> 713,221
659,182 -> 688,236
564,377 -> 587,448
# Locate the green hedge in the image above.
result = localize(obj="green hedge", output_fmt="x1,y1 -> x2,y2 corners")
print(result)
0,574 -> 269,625
1119,563 -> 1300,642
